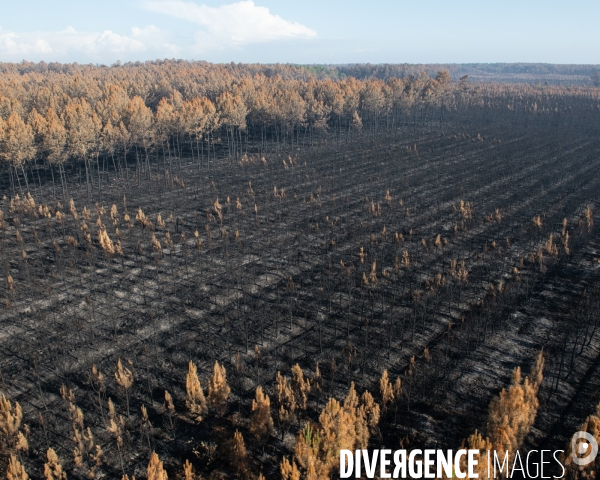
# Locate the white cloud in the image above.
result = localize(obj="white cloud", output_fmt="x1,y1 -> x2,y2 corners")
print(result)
58,28 -> 146,55
0,31 -> 53,56
0,1 -> 315,63
142,0 -> 316,48
0,26 -> 168,62
131,25 -> 161,37
130,25 -> 174,51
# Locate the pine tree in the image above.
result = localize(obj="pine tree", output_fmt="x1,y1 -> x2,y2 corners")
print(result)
147,451 -> 168,480
0,394 -> 24,451
182,460 -> 194,480
41,108 -> 67,166
164,390 -> 176,434
280,457 -> 301,480
276,371 -> 297,440
361,391 -> 380,428
140,405 -> 153,449
6,454 -> 28,480
379,369 -> 394,411
115,358 -> 134,416
319,391 -> 357,471
486,352 -> 544,469
250,386 -> 274,441
228,429 -> 247,474
207,361 -> 230,416
283,382 -> 381,478
98,228 -> 115,255
125,96 -> 153,154
313,363 -> 323,399
44,448 -> 67,480
186,361 -> 207,421
0,112 -> 35,193
90,364 -> 105,418
293,423 -> 329,480
107,398 -> 125,471
291,364 -> 311,410
73,426 -> 103,477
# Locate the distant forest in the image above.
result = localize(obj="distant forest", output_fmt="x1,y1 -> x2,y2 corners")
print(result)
304,63 -> 600,85
2,60 -> 600,86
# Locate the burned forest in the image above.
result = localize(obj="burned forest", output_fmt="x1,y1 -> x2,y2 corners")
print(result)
0,61 -> 600,479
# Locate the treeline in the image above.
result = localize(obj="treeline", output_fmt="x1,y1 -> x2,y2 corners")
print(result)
4,60 -> 598,82
1,60 -> 600,198
331,63 -> 600,81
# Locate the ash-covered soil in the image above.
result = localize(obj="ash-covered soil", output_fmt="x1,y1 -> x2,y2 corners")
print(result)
1,123 -> 599,478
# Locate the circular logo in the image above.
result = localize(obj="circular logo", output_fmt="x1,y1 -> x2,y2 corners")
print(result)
571,431 -> 598,466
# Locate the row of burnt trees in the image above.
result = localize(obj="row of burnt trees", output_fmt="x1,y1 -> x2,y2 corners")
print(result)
2,125 -> 596,362
1,125 -> 596,387
0,350 -> 381,479
1,61 -> 600,198
3,348 -> 597,479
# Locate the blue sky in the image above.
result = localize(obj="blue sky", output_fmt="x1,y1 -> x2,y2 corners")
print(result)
1,0 -> 598,64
